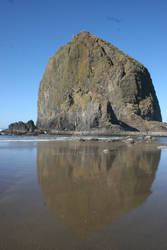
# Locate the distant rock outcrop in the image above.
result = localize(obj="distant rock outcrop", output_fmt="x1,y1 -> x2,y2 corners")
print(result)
8,120 -> 36,134
37,31 -> 162,132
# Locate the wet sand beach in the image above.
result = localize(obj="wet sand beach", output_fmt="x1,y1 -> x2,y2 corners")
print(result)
0,137 -> 167,250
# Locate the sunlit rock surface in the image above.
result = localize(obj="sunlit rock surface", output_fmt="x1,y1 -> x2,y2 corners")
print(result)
37,31 -> 162,132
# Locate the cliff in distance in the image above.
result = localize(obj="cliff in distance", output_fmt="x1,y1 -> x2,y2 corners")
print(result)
37,31 -> 163,133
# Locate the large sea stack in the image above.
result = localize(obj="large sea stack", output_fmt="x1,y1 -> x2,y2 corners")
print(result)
37,31 -> 162,133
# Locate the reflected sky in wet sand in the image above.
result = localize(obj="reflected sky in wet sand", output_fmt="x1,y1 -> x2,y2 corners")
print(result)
0,139 -> 167,250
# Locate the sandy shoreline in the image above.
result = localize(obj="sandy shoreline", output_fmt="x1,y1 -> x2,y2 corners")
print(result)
2,129 -> 167,137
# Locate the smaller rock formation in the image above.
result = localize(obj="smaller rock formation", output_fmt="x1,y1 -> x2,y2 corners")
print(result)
7,120 -> 37,135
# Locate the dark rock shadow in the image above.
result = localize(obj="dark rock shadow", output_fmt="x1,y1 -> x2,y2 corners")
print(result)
118,120 -> 139,131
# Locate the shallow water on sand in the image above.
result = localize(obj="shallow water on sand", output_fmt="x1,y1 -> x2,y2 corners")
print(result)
0,136 -> 167,250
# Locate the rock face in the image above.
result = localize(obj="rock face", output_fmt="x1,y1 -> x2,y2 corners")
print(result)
37,31 -> 162,131
8,120 -> 36,134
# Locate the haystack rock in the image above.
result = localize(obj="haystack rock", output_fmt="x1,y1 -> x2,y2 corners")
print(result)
37,31 -> 162,133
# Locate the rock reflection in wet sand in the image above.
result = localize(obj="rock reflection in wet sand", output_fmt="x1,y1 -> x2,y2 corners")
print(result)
37,141 -> 160,238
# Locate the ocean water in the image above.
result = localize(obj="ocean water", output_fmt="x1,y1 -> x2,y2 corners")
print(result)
0,135 -> 167,250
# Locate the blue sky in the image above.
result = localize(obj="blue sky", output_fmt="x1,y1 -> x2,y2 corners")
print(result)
0,0 -> 167,128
